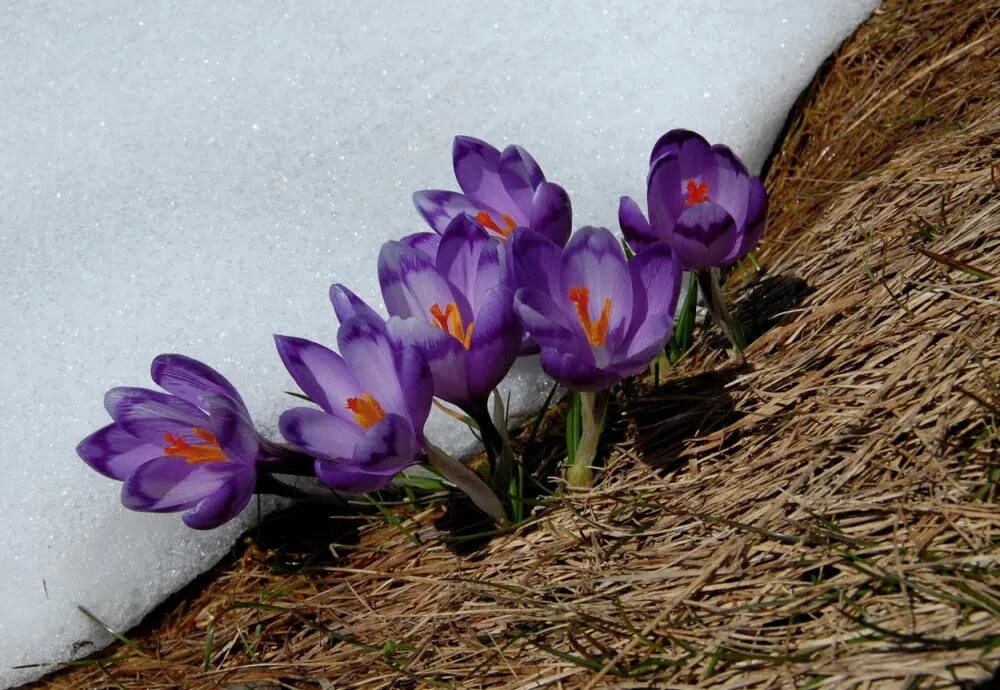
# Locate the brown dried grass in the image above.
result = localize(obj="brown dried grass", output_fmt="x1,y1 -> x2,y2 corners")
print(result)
32,1 -> 1000,687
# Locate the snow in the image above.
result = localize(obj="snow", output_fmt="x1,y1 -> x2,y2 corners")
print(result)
0,1 -> 877,685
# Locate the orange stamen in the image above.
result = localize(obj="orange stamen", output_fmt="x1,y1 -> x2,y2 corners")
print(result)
345,393 -> 386,430
430,302 -> 475,349
475,210 -> 518,239
163,428 -> 227,464
684,178 -> 710,206
567,287 -> 612,347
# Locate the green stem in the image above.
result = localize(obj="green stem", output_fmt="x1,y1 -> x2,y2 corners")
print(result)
697,268 -> 746,354
565,389 -> 609,487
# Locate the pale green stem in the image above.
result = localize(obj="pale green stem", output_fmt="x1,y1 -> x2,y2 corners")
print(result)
566,389 -> 608,488
425,440 -> 507,524
697,268 -> 745,356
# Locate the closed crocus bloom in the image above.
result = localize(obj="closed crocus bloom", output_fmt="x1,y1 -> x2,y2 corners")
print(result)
377,213 -> 522,410
413,135 -> 572,247
619,129 -> 767,271
275,312 -> 433,494
77,355 -> 262,530
513,226 -> 682,391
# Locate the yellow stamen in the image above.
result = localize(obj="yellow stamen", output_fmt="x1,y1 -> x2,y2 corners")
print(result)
345,393 -> 386,430
475,210 -> 518,239
163,428 -> 227,464
430,302 -> 475,349
567,287 -> 612,347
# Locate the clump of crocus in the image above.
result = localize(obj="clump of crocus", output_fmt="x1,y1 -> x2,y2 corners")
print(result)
412,135 -> 572,247
512,226 -> 682,486
77,355 -> 298,529
378,213 -> 522,476
619,129 -> 767,351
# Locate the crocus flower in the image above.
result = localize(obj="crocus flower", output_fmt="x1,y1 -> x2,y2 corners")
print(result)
512,226 -> 682,391
378,213 -> 522,411
619,129 -> 767,271
413,135 -> 572,247
275,311 -> 433,493
77,355 -> 262,530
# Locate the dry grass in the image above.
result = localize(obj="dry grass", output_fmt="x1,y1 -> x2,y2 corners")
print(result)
31,1 -> 1000,687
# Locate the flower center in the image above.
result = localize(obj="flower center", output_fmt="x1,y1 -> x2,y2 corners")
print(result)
475,210 -> 518,239
346,393 -> 386,430
163,428 -> 227,464
684,178 -> 710,206
567,287 -> 611,347
430,302 -> 475,349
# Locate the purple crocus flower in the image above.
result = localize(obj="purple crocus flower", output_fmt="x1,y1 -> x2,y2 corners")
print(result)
619,129 -> 767,271
275,310 -> 433,494
77,355 -> 261,530
413,135 -> 572,247
512,226 -> 682,391
378,213 -> 522,411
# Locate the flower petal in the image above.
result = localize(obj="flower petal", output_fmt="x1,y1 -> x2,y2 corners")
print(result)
628,241 -> 682,324
314,413 -> 417,493
499,144 -> 545,213
709,144 -> 752,228
672,202 -> 740,271
273,335 -> 359,419
529,182 -> 572,247
559,227 -> 634,340
337,314 -> 407,416
329,283 -> 385,326
397,345 -> 433,440
121,455 -> 233,512
513,287 -> 581,351
467,286 -> 521,399
206,395 -> 258,465
378,240 -> 459,321
77,423 -> 163,481
104,387 -> 207,439
182,471 -> 255,529
726,176 -> 768,265
435,214 -> 503,315
648,128 -> 712,170
386,316 -> 470,404
539,348 -> 620,392
452,135 -> 520,216
399,231 -> 441,261
279,407 -> 361,462
618,196 -> 658,253
151,354 -> 245,408
608,313 -> 674,379
412,189 -> 480,234
511,228 -> 563,296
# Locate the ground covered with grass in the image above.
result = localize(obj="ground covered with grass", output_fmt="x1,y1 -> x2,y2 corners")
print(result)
32,1 -> 999,687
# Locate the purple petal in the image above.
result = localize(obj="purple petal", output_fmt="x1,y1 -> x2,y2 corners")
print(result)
608,313 -> 674,379
466,286 -> 521,399
121,455 -> 233,512
77,423 -> 162,481
499,144 -> 545,215
452,136 -> 521,217
151,354 -> 245,409
511,228 -> 563,296
329,283 -> 385,326
435,214 -> 503,315
104,387 -> 207,440
337,314 -> 407,416
559,227 -> 634,341
648,128 -> 712,170
539,348 -> 621,392
206,395 -> 258,465
628,242 -> 682,325
529,182 -> 572,247
314,414 -> 417,493
400,232 -> 441,261
386,316 -> 470,404
397,345 -> 433,440
646,154 -> 685,238
709,145 -> 752,228
182,471 -> 255,529
273,335 -> 359,419
378,240 -> 460,321
618,196 -> 658,253
727,176 -> 768,265
514,287 -> 581,350
412,190 -> 480,234
279,407 -> 361,461
672,202 -> 740,271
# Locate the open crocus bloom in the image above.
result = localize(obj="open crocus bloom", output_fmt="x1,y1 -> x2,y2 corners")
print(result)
413,135 -> 572,247
378,214 -> 522,408
619,129 -> 767,271
76,355 -> 260,529
513,226 -> 682,391
275,311 -> 432,493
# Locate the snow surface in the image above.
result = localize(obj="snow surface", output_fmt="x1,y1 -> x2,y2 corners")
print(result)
0,1 -> 877,685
